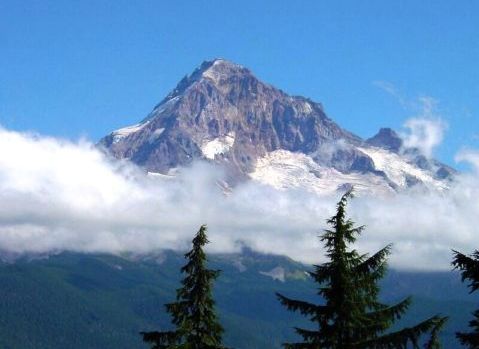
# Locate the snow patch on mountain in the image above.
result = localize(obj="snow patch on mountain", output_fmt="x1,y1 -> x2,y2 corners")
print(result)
250,150 -> 394,196
232,259 -> 247,272
260,267 -> 285,282
298,101 -> 313,114
147,171 -> 175,180
148,128 -> 165,143
201,132 -> 236,160
358,146 -> 448,191
111,121 -> 150,144
150,96 -> 180,116
201,59 -> 243,85
202,66 -> 222,84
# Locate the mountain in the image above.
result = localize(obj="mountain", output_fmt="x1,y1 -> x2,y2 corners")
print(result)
99,59 -> 454,194
0,252 -> 471,348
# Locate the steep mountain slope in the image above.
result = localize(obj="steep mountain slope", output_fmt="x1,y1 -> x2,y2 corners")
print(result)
100,59 -> 454,194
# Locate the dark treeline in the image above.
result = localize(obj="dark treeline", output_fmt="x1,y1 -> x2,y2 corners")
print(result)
142,191 -> 479,349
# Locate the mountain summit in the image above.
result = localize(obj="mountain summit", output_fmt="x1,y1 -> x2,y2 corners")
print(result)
100,59 -> 454,194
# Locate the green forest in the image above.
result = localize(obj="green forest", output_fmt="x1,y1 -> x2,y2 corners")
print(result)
140,191 -> 478,349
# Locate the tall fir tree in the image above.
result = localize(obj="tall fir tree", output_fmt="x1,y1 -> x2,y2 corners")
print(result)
141,225 -> 226,349
277,190 -> 447,349
452,249 -> 479,348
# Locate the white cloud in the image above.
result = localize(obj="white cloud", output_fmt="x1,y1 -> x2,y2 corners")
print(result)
401,117 -> 447,158
0,127 -> 478,271
399,95 -> 447,158
374,81 -> 448,158
455,148 -> 479,171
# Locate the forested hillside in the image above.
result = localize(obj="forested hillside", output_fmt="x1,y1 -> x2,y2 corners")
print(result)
0,251 -> 472,348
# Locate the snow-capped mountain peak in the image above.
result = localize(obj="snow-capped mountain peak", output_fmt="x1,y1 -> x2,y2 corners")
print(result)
99,59 -> 454,195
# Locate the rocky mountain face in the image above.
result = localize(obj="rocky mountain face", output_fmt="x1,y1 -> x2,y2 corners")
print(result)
366,128 -> 403,152
99,59 -> 454,194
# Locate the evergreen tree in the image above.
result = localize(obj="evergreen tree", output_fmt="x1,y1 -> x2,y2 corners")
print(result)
452,249 -> 479,348
277,190 -> 447,349
141,225 -> 226,349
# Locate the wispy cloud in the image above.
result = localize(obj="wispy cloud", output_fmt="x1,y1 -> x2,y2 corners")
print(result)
373,80 -> 408,108
0,127 -> 478,270
456,148 -> 479,171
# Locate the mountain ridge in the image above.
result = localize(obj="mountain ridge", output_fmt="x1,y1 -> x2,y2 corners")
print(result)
99,59 -> 454,194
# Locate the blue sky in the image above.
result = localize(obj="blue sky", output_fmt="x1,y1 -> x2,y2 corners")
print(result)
1,0 -> 478,167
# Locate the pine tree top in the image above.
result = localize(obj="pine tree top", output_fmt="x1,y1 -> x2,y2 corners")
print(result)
277,189 -> 447,348
452,249 -> 479,348
142,225 -> 226,349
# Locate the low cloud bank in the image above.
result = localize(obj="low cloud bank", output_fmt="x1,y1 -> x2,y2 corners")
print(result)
0,127 -> 478,270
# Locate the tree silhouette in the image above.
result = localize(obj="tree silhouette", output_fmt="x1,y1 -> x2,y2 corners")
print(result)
277,190 -> 447,348
142,225 -> 226,349
452,249 -> 479,348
